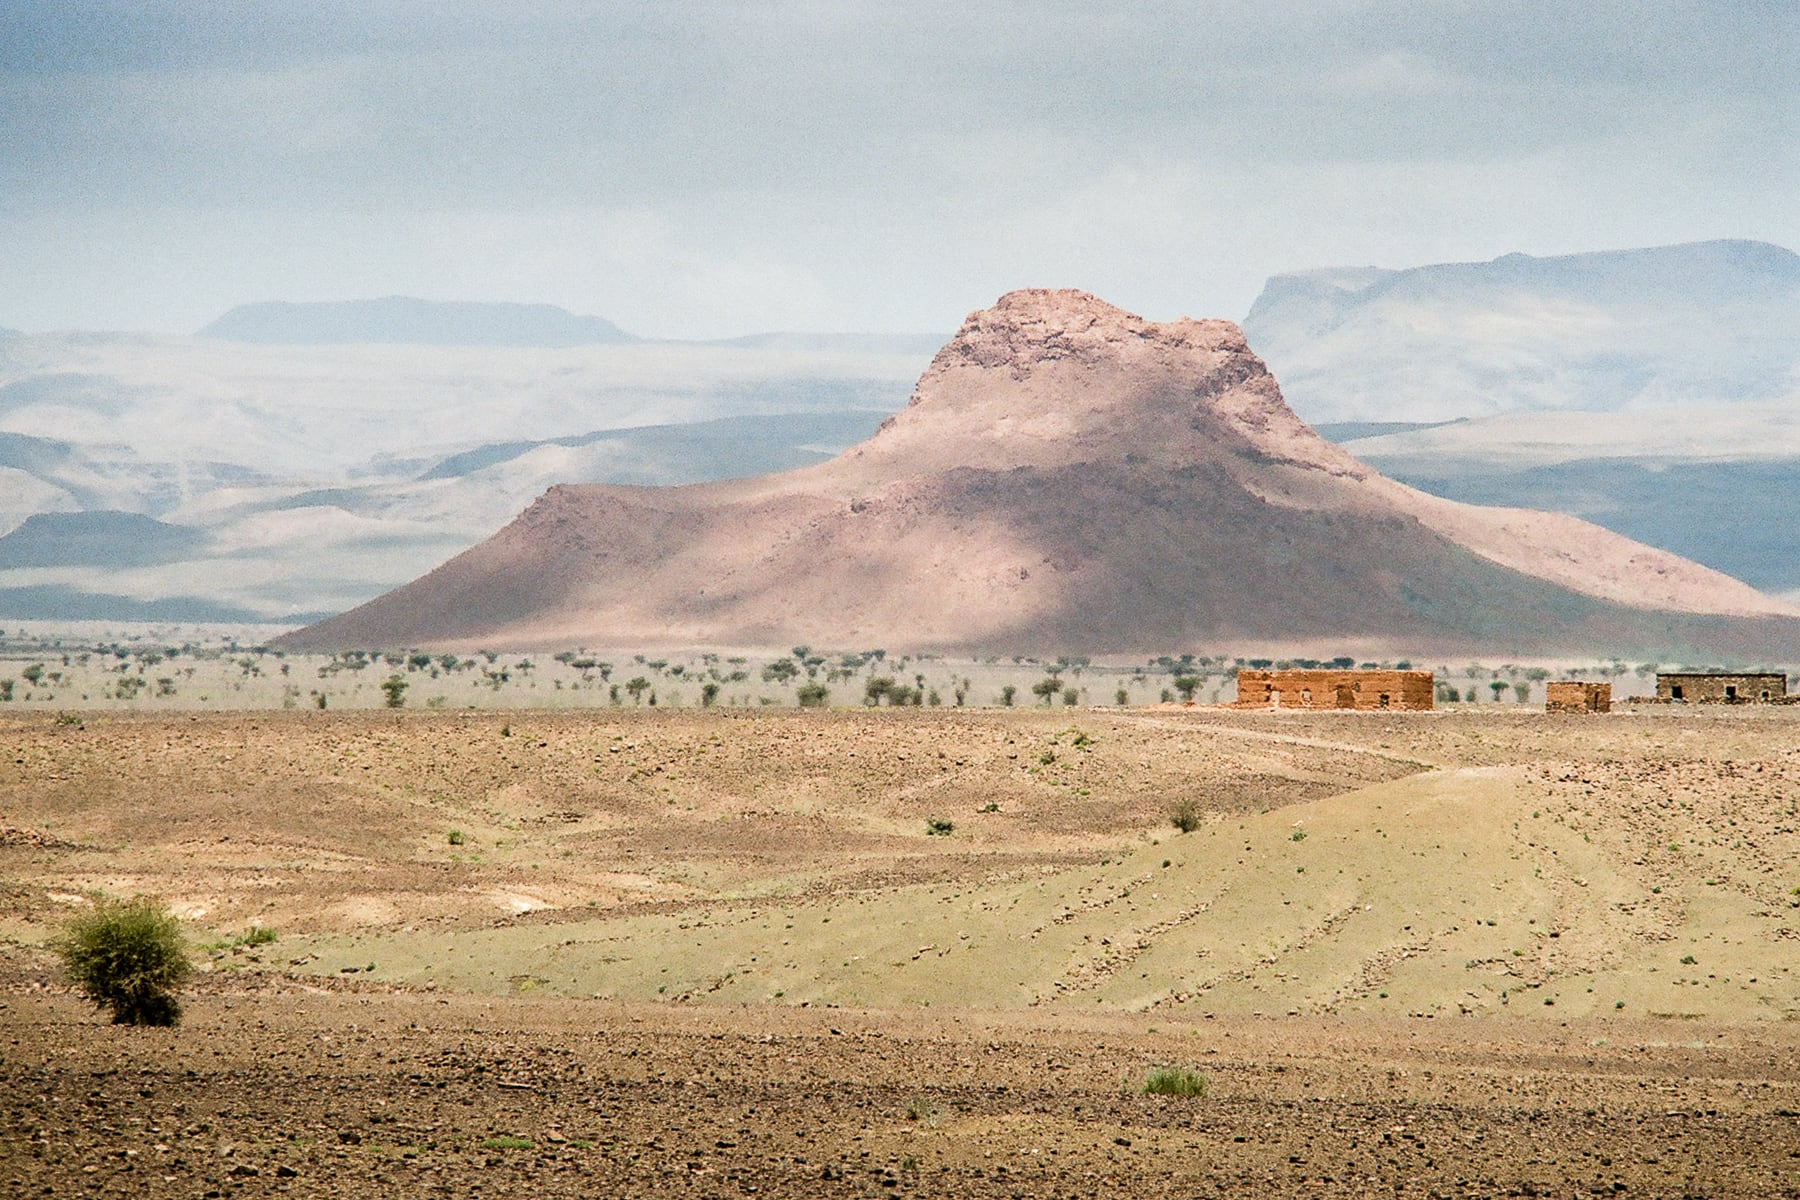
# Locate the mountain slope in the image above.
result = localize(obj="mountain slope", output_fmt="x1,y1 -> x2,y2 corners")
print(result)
1331,405 -> 1800,600
1243,240 -> 1800,423
280,290 -> 1800,657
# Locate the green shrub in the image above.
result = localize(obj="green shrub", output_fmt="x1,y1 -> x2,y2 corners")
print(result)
925,817 -> 955,836
53,896 -> 193,1026
1169,799 -> 1200,834
796,682 -> 830,708
1142,1066 -> 1208,1097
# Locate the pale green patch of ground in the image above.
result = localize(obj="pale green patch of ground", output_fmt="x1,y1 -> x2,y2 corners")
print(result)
289,766 -> 1800,1020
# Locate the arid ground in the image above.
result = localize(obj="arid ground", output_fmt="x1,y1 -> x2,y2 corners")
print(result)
6,706 -> 1800,1196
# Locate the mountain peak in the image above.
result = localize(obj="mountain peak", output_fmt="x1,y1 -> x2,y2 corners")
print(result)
928,289 -> 1252,379
279,286 -> 1799,656
872,290 -> 1338,480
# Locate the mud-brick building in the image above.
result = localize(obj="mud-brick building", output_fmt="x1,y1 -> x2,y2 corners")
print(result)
1545,681 -> 1611,713
1655,672 -> 1788,703
1233,669 -> 1434,711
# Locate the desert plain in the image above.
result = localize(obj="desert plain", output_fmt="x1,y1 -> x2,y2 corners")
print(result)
4,701 -> 1800,1197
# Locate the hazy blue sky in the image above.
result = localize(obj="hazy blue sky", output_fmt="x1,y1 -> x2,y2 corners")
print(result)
3,1 -> 1795,337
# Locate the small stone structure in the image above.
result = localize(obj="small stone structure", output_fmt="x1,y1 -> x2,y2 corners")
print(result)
1545,681 -> 1611,713
1233,669 -> 1434,711
1654,672 -> 1788,704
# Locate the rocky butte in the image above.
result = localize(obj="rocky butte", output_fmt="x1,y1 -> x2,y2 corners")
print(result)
279,290 -> 1800,657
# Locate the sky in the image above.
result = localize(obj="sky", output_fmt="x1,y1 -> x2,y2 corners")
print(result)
2,0 -> 1796,339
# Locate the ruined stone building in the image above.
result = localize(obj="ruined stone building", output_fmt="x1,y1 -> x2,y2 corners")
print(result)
1233,669 -> 1434,711
1545,681 -> 1611,713
1654,672 -> 1788,703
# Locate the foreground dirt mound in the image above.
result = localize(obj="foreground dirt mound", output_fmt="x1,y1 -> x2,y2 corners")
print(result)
5,708 -> 1799,1021
279,289 -> 1800,657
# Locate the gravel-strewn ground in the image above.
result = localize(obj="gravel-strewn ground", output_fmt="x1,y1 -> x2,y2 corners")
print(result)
8,990 -> 1800,1199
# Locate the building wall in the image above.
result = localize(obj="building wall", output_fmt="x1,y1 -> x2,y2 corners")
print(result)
1654,673 -> 1788,703
1546,681 -> 1611,713
1233,669 -> 1434,711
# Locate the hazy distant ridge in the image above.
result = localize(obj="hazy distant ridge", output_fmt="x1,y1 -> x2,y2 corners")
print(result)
199,296 -> 636,347
1244,239 -> 1800,423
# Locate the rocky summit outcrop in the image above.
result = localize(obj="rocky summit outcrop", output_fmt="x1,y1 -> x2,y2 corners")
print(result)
279,289 -> 1800,656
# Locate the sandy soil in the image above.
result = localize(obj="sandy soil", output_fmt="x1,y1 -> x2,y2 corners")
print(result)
6,706 -> 1800,1196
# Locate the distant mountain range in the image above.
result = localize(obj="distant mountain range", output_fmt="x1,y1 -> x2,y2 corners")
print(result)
4,242 -> 1799,634
197,296 -> 948,356
199,297 -> 636,348
1244,239 -> 1800,423
282,290 -> 1800,659
0,331 -> 921,622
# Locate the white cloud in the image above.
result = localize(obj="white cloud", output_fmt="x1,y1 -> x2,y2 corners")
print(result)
0,1 -> 1794,334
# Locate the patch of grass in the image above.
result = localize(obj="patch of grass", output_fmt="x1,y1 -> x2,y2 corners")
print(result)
53,895 -> 193,1026
1142,1066 -> 1208,1097
447,829 -> 466,846
1169,799 -> 1200,834
902,1096 -> 941,1126
481,1136 -> 535,1151
1289,829 -> 1308,842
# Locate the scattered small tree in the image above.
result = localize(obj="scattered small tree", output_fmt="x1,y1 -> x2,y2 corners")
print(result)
797,682 -> 830,708
625,676 -> 651,704
1172,675 -> 1201,703
1511,681 -> 1531,703
999,685 -> 1017,707
1489,679 -> 1508,703
864,676 -> 895,705
1032,676 -> 1063,705
700,681 -> 721,707
380,674 -> 408,708
1115,687 -> 1129,706
53,896 -> 193,1026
